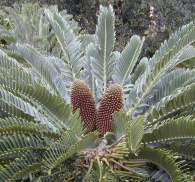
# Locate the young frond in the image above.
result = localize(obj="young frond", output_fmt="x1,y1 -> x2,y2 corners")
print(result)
113,35 -> 145,88
89,5 -> 116,95
113,112 -> 144,154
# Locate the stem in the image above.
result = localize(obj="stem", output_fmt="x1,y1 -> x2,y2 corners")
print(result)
109,158 -> 135,173
96,156 -> 103,182
102,157 -> 118,179
83,160 -> 94,181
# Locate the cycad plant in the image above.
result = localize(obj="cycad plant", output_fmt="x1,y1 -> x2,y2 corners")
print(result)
1,3 -> 195,182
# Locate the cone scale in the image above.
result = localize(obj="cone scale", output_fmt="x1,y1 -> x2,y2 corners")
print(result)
71,80 -> 96,132
96,84 -> 123,135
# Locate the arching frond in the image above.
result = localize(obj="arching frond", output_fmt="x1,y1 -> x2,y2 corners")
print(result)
0,131 -> 97,181
0,48 -> 25,70
0,87 -> 58,129
143,116 -> 195,144
0,49 -> 83,133
0,152 -> 42,181
44,8 -> 83,83
0,117 -> 61,139
0,75 -> 83,133
11,43 -> 69,100
0,134 -> 46,160
143,68 -> 195,106
1,75 -> 69,126
162,143 -> 195,160
146,83 -> 195,126
42,132 -> 97,172
131,21 -> 195,114
178,45 -> 195,68
138,148 -> 192,182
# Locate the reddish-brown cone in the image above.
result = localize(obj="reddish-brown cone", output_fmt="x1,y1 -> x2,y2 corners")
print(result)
71,80 -> 96,132
96,84 -> 123,135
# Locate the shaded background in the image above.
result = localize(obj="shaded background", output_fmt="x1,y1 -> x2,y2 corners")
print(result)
1,0 -> 195,57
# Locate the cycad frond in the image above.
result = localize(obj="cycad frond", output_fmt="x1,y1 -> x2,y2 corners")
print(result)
0,117 -> 61,139
113,112 -> 144,154
113,35 -> 144,87
11,43 -> 69,99
44,8 -> 83,83
178,45 -> 195,68
90,5 -> 116,94
0,134 -> 46,160
1,75 -> 83,134
143,68 -> 195,106
143,116 -> 195,144
0,152 -> 42,181
146,83 -> 195,126
131,21 -> 195,114
162,143 -> 195,160
0,86 -> 57,130
138,147 -> 192,182
0,48 -> 25,70
42,132 -> 97,172
0,69 -> 82,133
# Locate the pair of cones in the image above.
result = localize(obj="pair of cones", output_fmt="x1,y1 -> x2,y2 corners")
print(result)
71,80 -> 123,135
